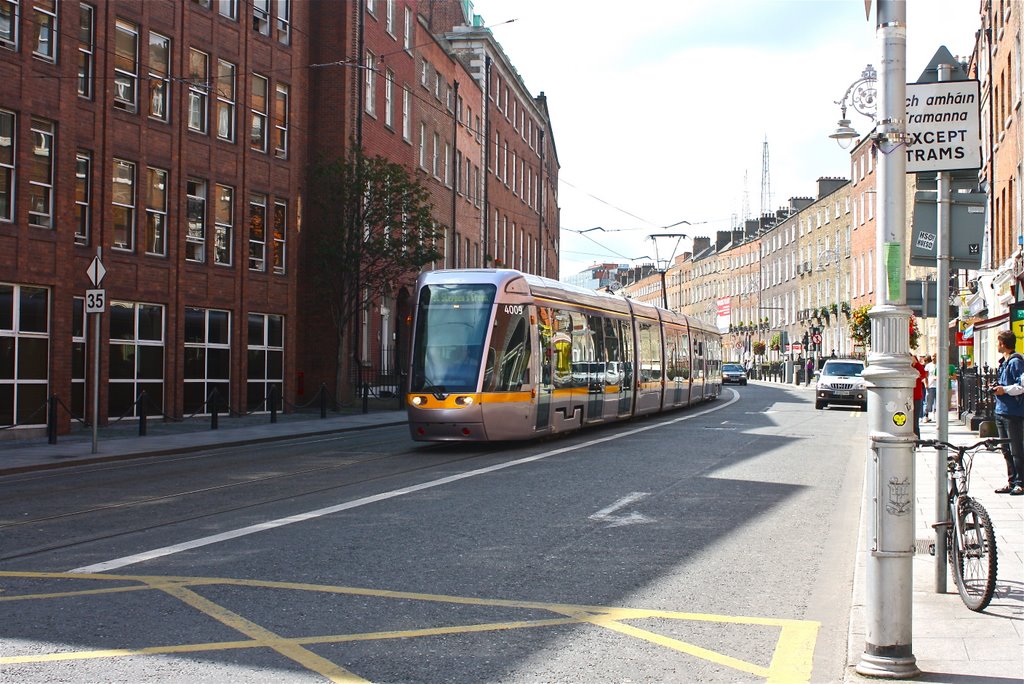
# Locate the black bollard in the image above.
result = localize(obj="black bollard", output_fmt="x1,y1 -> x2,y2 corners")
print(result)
362,379 -> 369,414
47,395 -> 57,444
270,385 -> 278,423
138,391 -> 148,436
320,383 -> 327,419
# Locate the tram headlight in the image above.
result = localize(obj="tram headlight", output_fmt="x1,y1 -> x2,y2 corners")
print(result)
411,395 -> 426,406
454,395 -> 474,406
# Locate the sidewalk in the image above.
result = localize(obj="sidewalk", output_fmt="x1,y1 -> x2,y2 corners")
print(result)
846,411 -> 1024,682
0,408 -> 407,475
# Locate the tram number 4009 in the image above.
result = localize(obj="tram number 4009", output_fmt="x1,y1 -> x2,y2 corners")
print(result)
504,305 -> 524,315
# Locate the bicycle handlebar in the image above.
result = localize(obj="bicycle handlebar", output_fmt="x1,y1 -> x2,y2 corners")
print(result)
916,438 -> 1008,453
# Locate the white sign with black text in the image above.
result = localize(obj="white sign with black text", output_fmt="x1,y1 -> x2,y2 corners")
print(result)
905,80 -> 981,173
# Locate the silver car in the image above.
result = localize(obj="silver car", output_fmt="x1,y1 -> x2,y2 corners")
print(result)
722,363 -> 748,385
815,359 -> 866,410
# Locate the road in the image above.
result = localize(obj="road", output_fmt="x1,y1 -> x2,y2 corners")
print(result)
0,384 -> 866,683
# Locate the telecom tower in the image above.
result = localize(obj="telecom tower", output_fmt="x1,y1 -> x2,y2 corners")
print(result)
759,136 -> 771,233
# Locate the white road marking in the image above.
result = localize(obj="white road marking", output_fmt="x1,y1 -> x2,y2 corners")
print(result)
71,390 -> 739,573
589,492 -> 653,528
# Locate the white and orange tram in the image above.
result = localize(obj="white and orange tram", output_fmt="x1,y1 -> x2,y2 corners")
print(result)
406,269 -> 722,441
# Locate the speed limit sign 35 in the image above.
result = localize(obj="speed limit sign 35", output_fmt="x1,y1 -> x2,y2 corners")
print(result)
85,288 -> 106,313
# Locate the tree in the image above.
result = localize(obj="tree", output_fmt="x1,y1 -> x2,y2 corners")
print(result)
308,150 -> 445,402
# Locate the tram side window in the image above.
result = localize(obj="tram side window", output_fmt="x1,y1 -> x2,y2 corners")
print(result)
619,319 -> 634,386
675,331 -> 691,380
665,329 -> 683,382
483,305 -> 531,392
568,311 -> 595,388
693,337 -> 705,380
551,309 -> 573,389
638,320 -> 662,382
602,316 -> 624,386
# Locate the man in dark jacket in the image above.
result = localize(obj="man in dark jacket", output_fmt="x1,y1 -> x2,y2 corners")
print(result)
992,330 -> 1024,495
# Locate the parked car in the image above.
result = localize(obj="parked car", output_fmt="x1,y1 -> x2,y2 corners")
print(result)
815,358 -> 866,410
722,363 -> 748,385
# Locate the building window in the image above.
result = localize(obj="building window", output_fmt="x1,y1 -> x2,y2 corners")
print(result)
432,132 -> 439,177
418,122 -> 425,168
273,200 -> 286,274
108,301 -> 164,418
384,69 -> 393,128
72,297 -> 86,419
214,183 -> 233,265
250,74 -> 268,151
252,0 -> 269,35
112,159 -> 135,251
217,0 -> 236,19
28,118 -> 54,229
0,284 -> 49,427
216,59 -> 236,141
77,3 -> 94,98
249,192 -> 266,271
75,151 -> 90,245
403,7 -> 411,51
184,307 -> 230,415
0,110 -> 14,222
188,48 -> 209,133
385,0 -> 394,34
145,167 -> 167,256
275,0 -> 289,44
148,33 -> 170,121
402,87 -> 411,141
32,0 -> 55,60
274,83 -> 288,158
0,0 -> 19,50
365,51 -> 376,116
113,20 -> 138,112
186,178 -> 207,262
192,0 -> 211,7
247,313 -> 283,412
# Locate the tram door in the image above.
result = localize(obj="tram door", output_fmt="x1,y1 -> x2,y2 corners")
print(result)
534,306 -> 553,433
616,319 -> 634,417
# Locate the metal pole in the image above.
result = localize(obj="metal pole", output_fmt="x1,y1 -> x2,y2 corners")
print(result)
659,269 -> 668,309
91,247 -> 102,455
857,1 -> 919,678
934,62 -> 953,594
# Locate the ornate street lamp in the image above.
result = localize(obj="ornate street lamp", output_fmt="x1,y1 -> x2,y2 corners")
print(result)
829,64 -> 878,148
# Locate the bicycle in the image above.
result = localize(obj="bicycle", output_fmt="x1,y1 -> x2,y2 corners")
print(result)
916,438 -> 1006,611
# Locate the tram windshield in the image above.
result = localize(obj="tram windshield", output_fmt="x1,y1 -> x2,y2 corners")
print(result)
410,283 -> 496,392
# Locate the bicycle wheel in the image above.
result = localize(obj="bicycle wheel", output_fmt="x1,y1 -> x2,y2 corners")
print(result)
948,497 -> 998,611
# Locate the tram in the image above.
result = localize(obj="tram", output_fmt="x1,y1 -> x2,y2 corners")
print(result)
406,269 -> 722,441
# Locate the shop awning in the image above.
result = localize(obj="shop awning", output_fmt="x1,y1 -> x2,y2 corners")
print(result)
974,312 -> 1010,331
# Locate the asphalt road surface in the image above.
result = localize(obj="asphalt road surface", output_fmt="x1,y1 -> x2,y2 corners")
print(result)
0,383 -> 866,683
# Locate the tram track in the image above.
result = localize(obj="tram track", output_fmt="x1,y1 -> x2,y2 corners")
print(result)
0,445 -> 497,563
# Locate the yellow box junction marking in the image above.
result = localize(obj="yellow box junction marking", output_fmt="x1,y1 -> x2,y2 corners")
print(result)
0,571 -> 819,682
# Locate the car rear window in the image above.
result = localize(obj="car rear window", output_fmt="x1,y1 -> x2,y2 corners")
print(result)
823,362 -> 863,377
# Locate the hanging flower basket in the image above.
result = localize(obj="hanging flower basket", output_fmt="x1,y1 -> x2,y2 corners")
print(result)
752,340 -> 766,356
850,305 -> 920,350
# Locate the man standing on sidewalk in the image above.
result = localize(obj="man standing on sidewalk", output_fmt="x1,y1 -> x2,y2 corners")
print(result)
991,330 -> 1024,496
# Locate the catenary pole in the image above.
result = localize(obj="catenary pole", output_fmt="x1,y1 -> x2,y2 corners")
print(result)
856,0 -> 920,678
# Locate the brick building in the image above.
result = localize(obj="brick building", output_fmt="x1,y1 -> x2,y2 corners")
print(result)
1,0 -> 559,432
1,0 -> 306,431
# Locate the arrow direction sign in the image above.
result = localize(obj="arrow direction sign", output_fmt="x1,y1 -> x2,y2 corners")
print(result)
589,492 -> 653,528
86,256 -> 107,287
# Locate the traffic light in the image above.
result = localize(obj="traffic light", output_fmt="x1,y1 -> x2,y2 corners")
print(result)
802,332 -> 809,348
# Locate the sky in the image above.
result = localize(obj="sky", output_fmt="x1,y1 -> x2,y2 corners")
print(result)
466,0 -> 983,280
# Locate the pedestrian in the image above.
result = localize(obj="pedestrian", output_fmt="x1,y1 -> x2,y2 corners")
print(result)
805,357 -> 814,386
991,330 -> 1024,496
923,355 -> 937,421
912,355 -> 927,437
